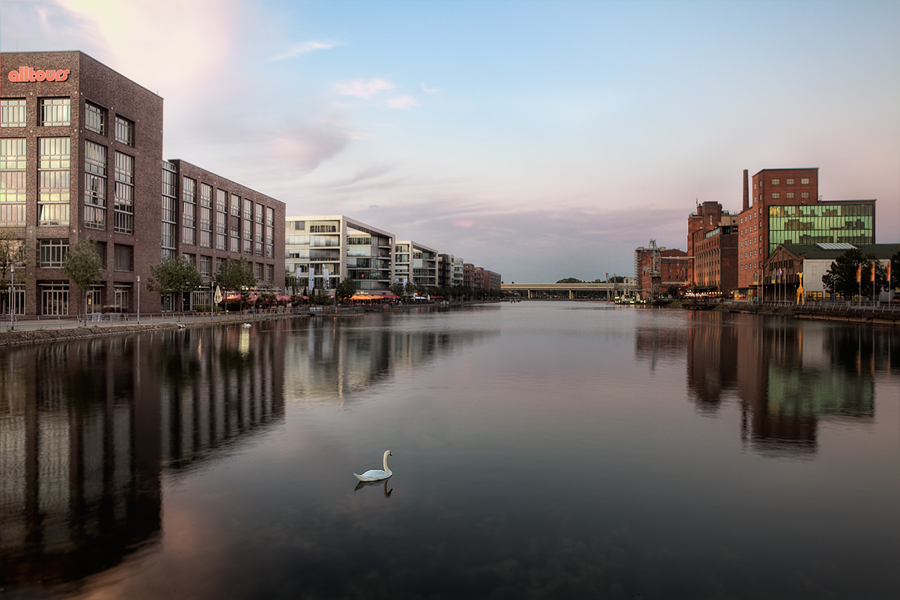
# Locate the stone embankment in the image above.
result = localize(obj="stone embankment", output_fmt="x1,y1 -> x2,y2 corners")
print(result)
672,301 -> 900,326
0,314 -> 290,347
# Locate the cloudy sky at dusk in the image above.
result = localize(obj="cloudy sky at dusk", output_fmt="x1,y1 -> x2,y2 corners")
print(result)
3,0 -> 898,282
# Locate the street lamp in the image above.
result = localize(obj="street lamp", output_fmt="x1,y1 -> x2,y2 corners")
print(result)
136,275 -> 141,323
8,263 -> 14,331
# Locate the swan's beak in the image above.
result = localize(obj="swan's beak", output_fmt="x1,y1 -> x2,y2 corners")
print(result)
389,451 -> 393,456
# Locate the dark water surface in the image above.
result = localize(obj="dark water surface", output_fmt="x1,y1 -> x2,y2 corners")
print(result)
1,303 -> 898,599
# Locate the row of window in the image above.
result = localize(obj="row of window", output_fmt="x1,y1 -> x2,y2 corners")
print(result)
0,136 -> 135,230
0,98 -> 135,145
754,177 -> 810,189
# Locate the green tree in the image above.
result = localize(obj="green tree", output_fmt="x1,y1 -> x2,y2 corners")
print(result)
390,282 -> 405,298
556,277 -> 582,283
147,255 -> 203,312
215,257 -> 256,309
822,248 -> 887,299
336,277 -> 357,302
0,230 -> 29,314
61,237 -> 102,322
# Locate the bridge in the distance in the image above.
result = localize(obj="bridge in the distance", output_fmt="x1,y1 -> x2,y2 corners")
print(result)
501,280 -> 638,300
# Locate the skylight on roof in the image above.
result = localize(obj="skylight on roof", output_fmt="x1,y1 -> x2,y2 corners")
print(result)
816,243 -> 856,250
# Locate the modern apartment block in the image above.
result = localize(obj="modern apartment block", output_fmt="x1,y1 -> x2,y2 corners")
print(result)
736,168 -> 875,298
395,240 -> 438,288
437,253 -> 453,287
1,51 -> 286,315
451,257 -> 464,287
285,215 -> 394,293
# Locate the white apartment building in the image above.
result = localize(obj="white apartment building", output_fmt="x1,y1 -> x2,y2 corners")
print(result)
394,241 -> 438,288
285,215 -> 394,293
452,257 -> 465,287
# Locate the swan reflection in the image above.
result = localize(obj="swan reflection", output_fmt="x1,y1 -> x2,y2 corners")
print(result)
353,478 -> 393,497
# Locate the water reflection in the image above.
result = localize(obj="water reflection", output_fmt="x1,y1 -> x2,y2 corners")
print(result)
679,311 -> 893,457
283,313 -> 497,405
0,324 -> 285,587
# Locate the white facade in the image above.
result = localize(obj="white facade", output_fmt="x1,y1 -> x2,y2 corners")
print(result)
285,215 -> 394,293
394,240 -> 438,288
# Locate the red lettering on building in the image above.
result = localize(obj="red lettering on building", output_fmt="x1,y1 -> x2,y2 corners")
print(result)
7,67 -> 70,83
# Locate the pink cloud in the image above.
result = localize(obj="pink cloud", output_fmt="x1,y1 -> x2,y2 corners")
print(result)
334,79 -> 394,98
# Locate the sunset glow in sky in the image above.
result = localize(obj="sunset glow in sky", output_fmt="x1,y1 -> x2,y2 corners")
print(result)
3,0 -> 898,282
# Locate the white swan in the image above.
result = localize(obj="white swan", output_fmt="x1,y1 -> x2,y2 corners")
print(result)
354,450 -> 393,481
242,322 -> 251,328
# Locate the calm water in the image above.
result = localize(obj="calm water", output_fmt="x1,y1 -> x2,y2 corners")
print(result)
1,303 -> 898,599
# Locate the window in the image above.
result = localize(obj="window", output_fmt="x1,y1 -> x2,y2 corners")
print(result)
771,178 -> 779,185
801,178 -> 809,185
200,255 -> 211,277
801,192 -> 809,199
786,192 -> 794,199
85,102 -> 106,134
40,98 -> 70,126
114,244 -> 133,271
266,264 -> 274,282
771,193 -> 780,199
39,138 -> 70,226
216,189 -> 227,213
84,140 -> 107,229
41,282 -> 69,316
162,162 -> 177,260
200,183 -> 212,208
39,239 -> 69,267
0,138 -> 27,225
182,177 -> 196,245
231,194 -> 240,216
243,198 -> 252,221
115,116 -> 134,146
183,202 -> 196,245
786,178 -> 794,185
1,99 -> 27,128
114,152 -> 134,233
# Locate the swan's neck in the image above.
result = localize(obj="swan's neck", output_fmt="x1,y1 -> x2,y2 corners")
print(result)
383,452 -> 392,475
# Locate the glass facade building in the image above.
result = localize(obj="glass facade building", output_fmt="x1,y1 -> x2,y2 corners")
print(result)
768,203 -> 874,253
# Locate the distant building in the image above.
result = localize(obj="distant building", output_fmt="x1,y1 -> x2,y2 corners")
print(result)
763,243 -> 898,302
686,201 -> 738,297
395,240 -> 437,288
736,168 -> 875,299
285,215 -> 394,293
451,257 -> 464,287
634,244 -> 690,299
463,263 -> 475,289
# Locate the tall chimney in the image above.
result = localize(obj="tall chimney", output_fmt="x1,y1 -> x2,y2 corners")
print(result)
742,169 -> 749,211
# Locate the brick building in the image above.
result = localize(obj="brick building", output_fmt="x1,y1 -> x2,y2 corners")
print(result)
736,168 -> 875,299
1,51 -> 285,316
687,201 -> 738,297
634,244 -> 690,299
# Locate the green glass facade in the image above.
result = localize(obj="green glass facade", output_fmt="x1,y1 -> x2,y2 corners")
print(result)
768,203 -> 873,253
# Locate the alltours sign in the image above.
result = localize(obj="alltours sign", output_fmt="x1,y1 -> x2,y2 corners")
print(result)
7,67 -> 70,82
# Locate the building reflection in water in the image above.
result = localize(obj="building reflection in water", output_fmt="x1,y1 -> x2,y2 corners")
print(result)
678,311 -> 891,457
0,323 -> 285,586
283,314 -> 495,406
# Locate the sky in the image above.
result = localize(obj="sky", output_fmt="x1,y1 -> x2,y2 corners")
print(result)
2,0 -> 898,283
